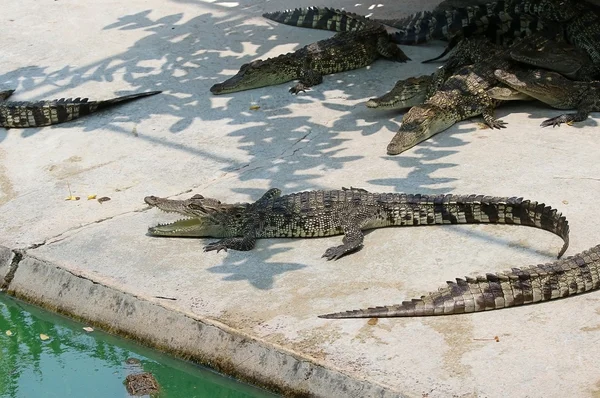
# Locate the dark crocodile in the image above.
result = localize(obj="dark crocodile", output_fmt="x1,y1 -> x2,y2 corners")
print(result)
210,16 -> 409,95
0,89 -> 161,128
145,187 -> 569,261
492,68 -> 600,126
320,244 -> 600,318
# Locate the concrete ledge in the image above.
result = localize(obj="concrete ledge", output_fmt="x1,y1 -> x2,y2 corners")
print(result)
3,252 -> 403,398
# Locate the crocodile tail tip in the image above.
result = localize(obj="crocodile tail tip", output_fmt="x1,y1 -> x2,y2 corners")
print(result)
318,305 -> 402,319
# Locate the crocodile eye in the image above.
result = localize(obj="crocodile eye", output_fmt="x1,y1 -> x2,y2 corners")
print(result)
191,194 -> 204,199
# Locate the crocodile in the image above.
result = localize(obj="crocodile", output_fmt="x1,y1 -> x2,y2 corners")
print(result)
0,89 -> 161,128
145,187 -> 569,261
385,37 -> 517,155
507,35 -> 600,80
320,244 -> 600,318
209,18 -> 409,95
492,68 -> 600,127
263,1 -> 600,68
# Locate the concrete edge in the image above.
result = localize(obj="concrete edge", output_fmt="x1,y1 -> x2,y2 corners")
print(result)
0,246 -> 406,398
0,245 -> 16,288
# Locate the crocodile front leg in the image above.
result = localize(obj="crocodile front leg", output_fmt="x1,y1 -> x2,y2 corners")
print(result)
289,69 -> 323,94
481,105 -> 507,129
540,96 -> 597,127
203,234 -> 256,253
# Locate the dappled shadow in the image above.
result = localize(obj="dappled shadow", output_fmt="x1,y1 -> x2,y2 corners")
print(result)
206,245 -> 306,290
3,0 -> 572,289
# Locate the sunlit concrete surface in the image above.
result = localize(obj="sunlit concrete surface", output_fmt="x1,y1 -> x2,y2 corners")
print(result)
1,0 -> 600,397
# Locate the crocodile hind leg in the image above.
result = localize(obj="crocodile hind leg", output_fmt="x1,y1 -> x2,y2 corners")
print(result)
376,37 -> 410,62
289,69 -> 323,94
0,89 -> 15,101
322,212 -> 371,261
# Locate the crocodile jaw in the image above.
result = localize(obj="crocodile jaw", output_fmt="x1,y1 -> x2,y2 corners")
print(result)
387,106 -> 455,155
210,59 -> 295,94
148,218 -> 215,237
366,76 -> 431,110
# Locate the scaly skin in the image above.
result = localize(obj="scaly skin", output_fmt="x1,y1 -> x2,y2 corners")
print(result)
0,90 -> 161,128
145,187 -> 569,261
493,68 -> 600,127
508,35 -> 600,80
320,244 -> 600,318
386,37 -> 512,155
210,22 -> 409,95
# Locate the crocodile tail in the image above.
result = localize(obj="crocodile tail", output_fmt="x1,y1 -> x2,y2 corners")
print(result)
447,195 -> 570,259
0,91 -> 160,128
94,90 -> 162,111
263,7 -> 373,32
319,244 -> 600,318
382,1 -> 534,45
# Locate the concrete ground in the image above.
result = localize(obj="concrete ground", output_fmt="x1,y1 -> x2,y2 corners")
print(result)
1,1 -> 600,397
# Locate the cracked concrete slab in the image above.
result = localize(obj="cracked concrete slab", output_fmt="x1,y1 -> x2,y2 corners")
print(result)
2,0 -> 600,397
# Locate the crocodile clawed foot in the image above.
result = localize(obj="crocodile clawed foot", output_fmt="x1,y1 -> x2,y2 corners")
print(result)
203,242 -> 229,253
289,84 -> 308,95
322,245 -> 350,261
540,116 -> 566,128
489,119 -> 507,129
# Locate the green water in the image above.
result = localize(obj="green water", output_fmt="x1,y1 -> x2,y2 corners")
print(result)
0,294 -> 278,398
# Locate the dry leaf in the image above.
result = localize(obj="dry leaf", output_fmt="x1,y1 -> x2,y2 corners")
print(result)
40,334 -> 50,341
97,197 -> 111,204
5,330 -> 13,336
249,104 -> 260,110
562,200 -> 569,205
367,318 -> 378,326
65,196 -> 80,201
87,194 -> 97,200
83,327 -> 94,332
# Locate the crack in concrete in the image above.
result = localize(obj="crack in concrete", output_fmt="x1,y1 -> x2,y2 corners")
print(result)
1,250 -> 23,290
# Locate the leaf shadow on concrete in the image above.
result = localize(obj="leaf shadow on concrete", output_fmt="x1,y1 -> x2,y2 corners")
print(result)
1,1 -> 548,289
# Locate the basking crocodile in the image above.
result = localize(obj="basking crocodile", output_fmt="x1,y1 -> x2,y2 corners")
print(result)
492,68 -> 600,127
320,244 -> 600,318
210,15 -> 409,95
0,89 -> 161,128
384,37 -> 516,155
145,187 -> 569,261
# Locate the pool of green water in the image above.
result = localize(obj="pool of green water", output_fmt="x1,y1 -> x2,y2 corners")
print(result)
0,294 -> 278,397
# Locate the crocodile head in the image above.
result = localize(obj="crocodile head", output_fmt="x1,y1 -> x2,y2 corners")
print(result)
366,75 -> 432,110
144,194 -> 248,237
210,57 -> 295,94
493,68 -> 581,109
387,104 -> 455,155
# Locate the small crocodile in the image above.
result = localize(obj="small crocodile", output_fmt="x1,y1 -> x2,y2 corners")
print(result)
320,244 -> 600,318
0,89 -> 161,128
492,68 -> 600,127
210,17 -> 409,95
145,188 -> 569,261
385,37 -> 514,155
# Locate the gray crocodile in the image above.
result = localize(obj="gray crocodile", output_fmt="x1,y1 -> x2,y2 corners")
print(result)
210,14 -> 409,95
0,89 -> 161,128
145,188 -> 569,261
492,68 -> 600,127
320,244 -> 600,318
